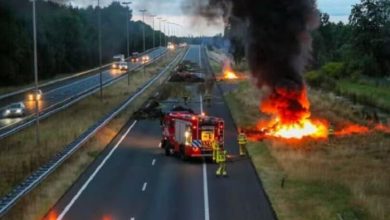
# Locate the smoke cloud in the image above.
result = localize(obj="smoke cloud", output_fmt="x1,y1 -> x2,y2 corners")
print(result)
184,0 -> 319,122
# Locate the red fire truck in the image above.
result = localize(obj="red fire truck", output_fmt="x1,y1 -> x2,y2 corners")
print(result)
161,108 -> 224,160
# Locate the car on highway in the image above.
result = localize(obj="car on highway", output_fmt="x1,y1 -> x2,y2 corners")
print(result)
28,89 -> 43,101
118,61 -> 128,70
141,55 -> 150,64
131,52 -> 140,63
2,102 -> 26,118
167,42 -> 176,50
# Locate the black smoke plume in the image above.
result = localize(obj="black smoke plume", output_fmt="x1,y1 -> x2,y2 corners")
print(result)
184,0 -> 319,122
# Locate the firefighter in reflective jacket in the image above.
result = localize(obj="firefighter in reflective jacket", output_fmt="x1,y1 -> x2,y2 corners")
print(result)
216,148 -> 227,177
238,130 -> 247,156
212,140 -> 219,162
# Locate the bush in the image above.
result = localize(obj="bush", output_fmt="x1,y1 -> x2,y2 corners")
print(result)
305,70 -> 336,90
321,62 -> 345,79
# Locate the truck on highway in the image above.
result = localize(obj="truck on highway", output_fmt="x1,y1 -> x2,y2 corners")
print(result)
112,54 -> 125,69
161,107 -> 224,160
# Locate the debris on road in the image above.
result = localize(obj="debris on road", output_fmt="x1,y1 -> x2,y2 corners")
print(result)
133,99 -> 164,120
169,60 -> 205,82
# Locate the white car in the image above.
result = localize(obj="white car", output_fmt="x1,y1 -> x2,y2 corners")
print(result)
118,62 -> 128,70
2,102 -> 26,118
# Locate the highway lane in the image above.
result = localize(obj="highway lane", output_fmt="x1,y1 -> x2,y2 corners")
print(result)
0,47 -> 166,136
47,45 -> 275,220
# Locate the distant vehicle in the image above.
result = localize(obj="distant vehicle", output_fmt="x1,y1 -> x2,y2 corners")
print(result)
141,55 -> 150,64
167,42 -> 175,50
28,89 -> 42,101
179,43 -> 187,48
118,61 -> 128,70
112,54 -> 125,69
2,102 -> 26,118
113,54 -> 125,62
131,52 -> 140,63
161,108 -> 224,160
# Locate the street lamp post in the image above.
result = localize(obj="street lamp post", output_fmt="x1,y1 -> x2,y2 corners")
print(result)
157,17 -> 162,47
32,0 -> 40,145
140,9 -> 147,76
139,9 -> 147,52
162,19 -> 167,47
98,0 -> 103,100
122,1 -> 132,85
150,14 -> 156,48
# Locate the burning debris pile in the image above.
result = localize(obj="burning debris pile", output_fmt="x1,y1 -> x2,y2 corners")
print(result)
259,88 -> 328,139
169,60 -> 205,82
221,61 -> 239,80
185,0 -> 329,139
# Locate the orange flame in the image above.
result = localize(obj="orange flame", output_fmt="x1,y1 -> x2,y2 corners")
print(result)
47,210 -> 58,220
335,124 -> 369,136
223,62 -> 238,80
259,87 -> 329,139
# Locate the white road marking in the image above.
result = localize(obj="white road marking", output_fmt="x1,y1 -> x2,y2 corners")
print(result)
183,46 -> 191,60
203,163 -> 210,220
158,142 -> 161,148
57,121 -> 137,220
142,182 -> 148,192
130,217 -> 135,220
152,159 -> 156,166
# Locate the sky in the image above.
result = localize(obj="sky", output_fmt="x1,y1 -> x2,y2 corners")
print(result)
68,0 -> 360,36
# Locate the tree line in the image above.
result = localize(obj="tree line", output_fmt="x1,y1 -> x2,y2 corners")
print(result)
312,0 -> 389,78
0,0 -> 166,86
222,0 -> 389,80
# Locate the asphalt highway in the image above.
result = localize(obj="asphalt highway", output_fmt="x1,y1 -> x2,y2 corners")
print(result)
0,47 -> 166,137
47,45 -> 275,220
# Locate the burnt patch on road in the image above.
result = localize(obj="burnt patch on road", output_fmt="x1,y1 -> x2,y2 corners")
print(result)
169,60 -> 206,83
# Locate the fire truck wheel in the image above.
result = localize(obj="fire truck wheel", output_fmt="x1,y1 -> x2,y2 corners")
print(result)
163,141 -> 171,156
180,145 -> 188,161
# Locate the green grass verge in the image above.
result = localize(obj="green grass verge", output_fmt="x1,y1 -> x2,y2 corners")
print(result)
336,80 -> 390,112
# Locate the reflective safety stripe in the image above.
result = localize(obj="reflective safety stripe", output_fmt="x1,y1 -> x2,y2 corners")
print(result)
216,150 -> 226,162
212,141 -> 219,150
238,134 -> 247,144
192,140 -> 202,148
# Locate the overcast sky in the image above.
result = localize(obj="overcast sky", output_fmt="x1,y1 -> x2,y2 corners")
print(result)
68,0 -> 360,36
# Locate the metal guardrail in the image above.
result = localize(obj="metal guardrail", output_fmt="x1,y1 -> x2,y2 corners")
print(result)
0,49 -> 168,140
0,47 -> 161,101
0,47 -> 186,217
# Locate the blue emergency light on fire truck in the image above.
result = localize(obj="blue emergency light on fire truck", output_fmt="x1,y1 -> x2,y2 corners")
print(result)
161,108 -> 224,160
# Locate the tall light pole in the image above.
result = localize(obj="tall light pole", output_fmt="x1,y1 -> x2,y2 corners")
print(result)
140,9 -> 147,76
32,0 -> 40,145
162,19 -> 167,46
150,14 -> 156,48
98,0 -> 103,100
157,17 -> 162,47
122,1 -> 132,86
139,9 -> 147,53
122,1 -> 132,58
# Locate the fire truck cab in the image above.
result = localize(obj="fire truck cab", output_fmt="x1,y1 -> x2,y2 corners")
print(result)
161,108 -> 224,160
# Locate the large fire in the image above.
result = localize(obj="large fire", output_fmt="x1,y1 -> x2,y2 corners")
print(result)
259,87 -> 329,139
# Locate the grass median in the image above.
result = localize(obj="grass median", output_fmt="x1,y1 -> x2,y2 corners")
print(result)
0,49 -> 185,220
213,59 -> 390,220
